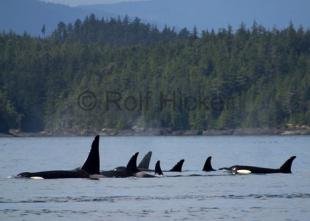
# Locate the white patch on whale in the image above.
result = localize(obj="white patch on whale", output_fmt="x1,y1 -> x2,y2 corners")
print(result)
236,169 -> 251,175
30,176 -> 44,180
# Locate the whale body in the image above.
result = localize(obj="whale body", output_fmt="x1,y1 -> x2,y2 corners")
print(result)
17,135 -> 101,179
219,156 -> 296,174
101,152 -> 163,178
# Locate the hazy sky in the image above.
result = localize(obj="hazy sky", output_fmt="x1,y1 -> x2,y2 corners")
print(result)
42,0 -> 148,6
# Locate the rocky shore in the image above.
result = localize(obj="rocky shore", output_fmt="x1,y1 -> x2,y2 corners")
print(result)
2,125 -> 310,137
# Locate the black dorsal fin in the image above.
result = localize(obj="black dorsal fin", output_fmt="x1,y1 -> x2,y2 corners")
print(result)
279,156 -> 296,173
169,159 -> 185,172
126,152 -> 139,172
138,151 -> 152,169
81,135 -> 100,175
155,160 -> 163,175
203,156 -> 216,172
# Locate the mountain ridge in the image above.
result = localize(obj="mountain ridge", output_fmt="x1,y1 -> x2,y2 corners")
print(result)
1,0 -> 309,35
79,0 -> 310,30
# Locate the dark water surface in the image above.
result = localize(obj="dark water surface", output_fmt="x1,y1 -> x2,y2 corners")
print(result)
0,136 -> 310,220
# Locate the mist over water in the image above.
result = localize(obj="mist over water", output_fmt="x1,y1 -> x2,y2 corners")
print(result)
0,136 -> 310,220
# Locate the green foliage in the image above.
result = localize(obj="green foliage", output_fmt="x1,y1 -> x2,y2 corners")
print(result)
0,16 -> 309,132
0,90 -> 20,132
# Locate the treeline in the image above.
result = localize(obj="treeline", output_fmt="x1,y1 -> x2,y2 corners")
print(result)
0,15 -> 309,133
51,14 -> 191,45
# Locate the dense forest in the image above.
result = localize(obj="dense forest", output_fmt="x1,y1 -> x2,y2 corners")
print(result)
0,15 -> 309,134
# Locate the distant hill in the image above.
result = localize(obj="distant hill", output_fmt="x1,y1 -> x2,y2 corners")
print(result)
0,0 -> 112,35
80,0 -> 310,30
0,15 -> 309,133
1,0 -> 309,36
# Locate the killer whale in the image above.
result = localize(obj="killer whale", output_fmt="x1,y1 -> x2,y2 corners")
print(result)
135,160 -> 163,178
219,156 -> 296,174
101,152 -> 163,178
139,159 -> 185,173
138,151 -> 152,170
155,160 -> 163,176
100,152 -> 140,178
202,156 -> 216,172
169,159 -> 185,172
17,135 -> 101,179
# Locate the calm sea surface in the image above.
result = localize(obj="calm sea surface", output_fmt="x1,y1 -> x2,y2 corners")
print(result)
0,136 -> 310,221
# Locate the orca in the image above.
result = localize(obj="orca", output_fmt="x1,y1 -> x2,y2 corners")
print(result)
101,152 -> 162,178
100,152 -> 139,178
135,157 -> 164,178
16,135 -> 101,179
169,159 -> 185,172
202,156 -> 216,172
155,160 -> 163,176
137,156 -> 185,173
138,151 -> 152,170
219,156 -> 296,174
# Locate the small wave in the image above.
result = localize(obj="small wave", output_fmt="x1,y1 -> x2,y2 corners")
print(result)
1,208 -> 98,216
220,193 -> 310,200
1,193 -> 310,204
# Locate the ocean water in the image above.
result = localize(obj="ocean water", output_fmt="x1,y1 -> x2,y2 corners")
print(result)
0,136 -> 310,221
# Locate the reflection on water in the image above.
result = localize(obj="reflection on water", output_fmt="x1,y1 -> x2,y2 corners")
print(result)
0,136 -> 310,220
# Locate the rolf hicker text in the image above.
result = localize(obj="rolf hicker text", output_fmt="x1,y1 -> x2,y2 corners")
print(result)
78,90 -> 224,112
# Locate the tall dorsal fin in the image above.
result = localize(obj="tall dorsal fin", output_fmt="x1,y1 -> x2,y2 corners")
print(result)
155,160 -> 163,175
81,135 -> 100,175
203,156 -> 216,172
169,159 -> 185,172
138,151 -> 152,169
126,152 -> 139,172
279,156 -> 296,173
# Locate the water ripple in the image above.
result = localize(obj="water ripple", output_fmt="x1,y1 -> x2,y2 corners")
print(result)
1,193 -> 310,204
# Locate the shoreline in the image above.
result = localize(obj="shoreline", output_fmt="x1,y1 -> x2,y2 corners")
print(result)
2,127 -> 310,137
